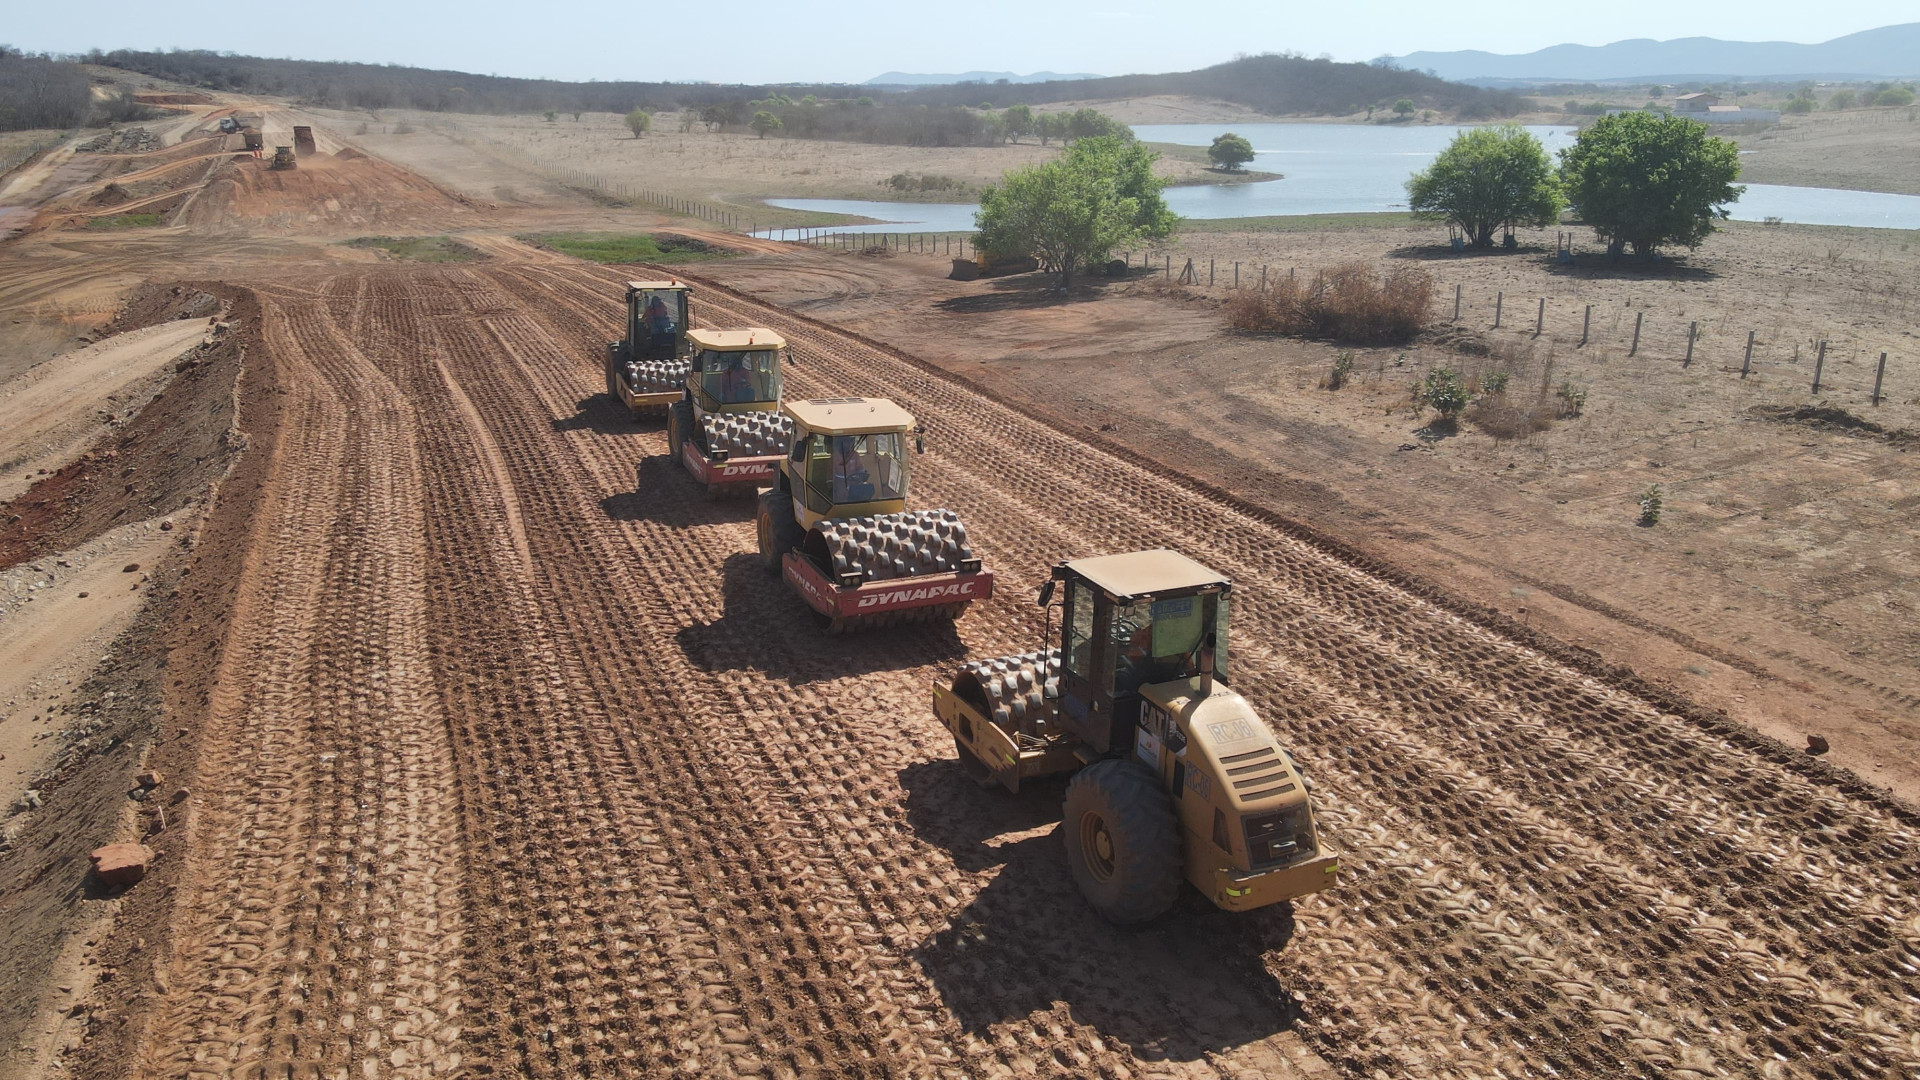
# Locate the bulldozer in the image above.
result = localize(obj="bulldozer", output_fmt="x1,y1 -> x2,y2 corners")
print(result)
933,549 -> 1339,923
606,280 -> 693,418
664,328 -> 793,495
268,145 -> 297,170
756,397 -> 991,632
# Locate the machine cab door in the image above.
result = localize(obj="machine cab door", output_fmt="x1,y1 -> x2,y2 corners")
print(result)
1058,575 -> 1130,755
631,288 -> 688,360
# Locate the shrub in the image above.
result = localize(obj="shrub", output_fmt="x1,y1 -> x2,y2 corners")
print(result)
1466,391 -> 1553,441
543,109 -> 557,122
885,172 -> 964,193
1784,97 -> 1814,114
1416,366 -> 1469,419
750,110 -> 782,138
1874,87 -> 1916,107
1827,90 -> 1857,110
1224,263 -> 1433,345
1324,350 -> 1355,389
1638,484 -> 1663,526
1481,369 -> 1511,395
1556,381 -> 1587,417
624,108 -> 651,137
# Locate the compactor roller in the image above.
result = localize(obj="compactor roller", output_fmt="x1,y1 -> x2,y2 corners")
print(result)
606,280 -> 693,418
934,549 -> 1339,923
756,397 -> 991,632
664,328 -> 793,495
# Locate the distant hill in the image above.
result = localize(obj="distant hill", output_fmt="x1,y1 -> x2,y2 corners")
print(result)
895,54 -> 1524,118
1395,23 -> 1920,82
867,71 -> 1099,87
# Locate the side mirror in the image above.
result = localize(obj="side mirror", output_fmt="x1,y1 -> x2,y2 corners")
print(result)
1035,579 -> 1056,607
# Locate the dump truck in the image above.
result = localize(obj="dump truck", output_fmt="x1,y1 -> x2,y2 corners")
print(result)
756,397 -> 991,632
664,328 -> 793,495
934,549 -> 1339,923
606,281 -> 694,418
293,126 -> 316,156
268,145 -> 297,170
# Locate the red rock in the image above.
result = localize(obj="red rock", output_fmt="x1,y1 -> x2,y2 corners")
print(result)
122,563 -> 141,573
90,843 -> 153,887
1806,734 -> 1830,755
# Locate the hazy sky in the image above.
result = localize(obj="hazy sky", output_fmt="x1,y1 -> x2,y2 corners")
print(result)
8,2 -> 1912,84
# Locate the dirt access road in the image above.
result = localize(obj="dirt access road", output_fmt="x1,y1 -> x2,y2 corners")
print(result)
3,105 -> 1918,1080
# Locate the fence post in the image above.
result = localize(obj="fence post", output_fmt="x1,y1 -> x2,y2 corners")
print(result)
1812,339 -> 1826,394
1581,305 -> 1591,347
1684,321 -> 1697,367
1535,297 -> 1545,337
1209,259 -> 1214,286
1741,330 -> 1755,378
1630,311 -> 1642,356
1260,266 -> 1267,290
1453,284 -> 1461,321
1872,352 -> 1888,405
1234,263 -> 1240,289
1494,291 -> 1503,328
1165,254 -> 1171,278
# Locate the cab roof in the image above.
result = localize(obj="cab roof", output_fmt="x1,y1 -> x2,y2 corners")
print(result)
783,397 -> 915,436
626,280 -> 689,291
1066,549 -> 1228,599
688,328 -> 785,351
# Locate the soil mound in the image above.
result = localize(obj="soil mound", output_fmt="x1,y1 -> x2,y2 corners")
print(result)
180,155 -> 479,235
1751,404 -> 1915,442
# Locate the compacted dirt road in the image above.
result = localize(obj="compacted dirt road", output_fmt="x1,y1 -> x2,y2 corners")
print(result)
91,252 -> 1920,1080
4,111 -> 1918,1080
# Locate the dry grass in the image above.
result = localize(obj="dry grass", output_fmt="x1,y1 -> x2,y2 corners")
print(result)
1226,262 -> 1433,344
1460,339 -> 1562,442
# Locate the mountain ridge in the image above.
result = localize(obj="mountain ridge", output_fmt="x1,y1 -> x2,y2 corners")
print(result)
1395,23 -> 1920,82
866,71 -> 1101,86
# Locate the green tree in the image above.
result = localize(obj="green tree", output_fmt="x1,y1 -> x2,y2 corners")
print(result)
1406,125 -> 1562,249
624,108 -> 652,138
1827,89 -> 1857,110
1065,108 -> 1129,142
1393,98 -> 1416,118
1207,132 -> 1255,171
1783,96 -> 1814,114
1035,113 -> 1065,145
543,109 -> 558,123
1874,86 -> 1916,106
974,136 -> 1176,289
1003,103 -> 1034,143
1558,111 -> 1743,258
750,110 -> 782,139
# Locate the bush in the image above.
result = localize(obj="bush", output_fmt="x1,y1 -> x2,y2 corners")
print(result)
1784,97 -> 1814,114
1415,366 -> 1469,419
624,108 -> 651,137
1638,484 -> 1662,526
1224,263 -> 1433,345
1556,381 -> 1587,417
1827,90 -> 1857,110
1466,391 -> 1553,441
1324,350 -> 1355,389
885,172 -> 964,193
1874,86 -> 1916,107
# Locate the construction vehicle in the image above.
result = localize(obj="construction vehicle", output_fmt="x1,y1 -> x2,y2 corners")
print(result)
756,397 -> 991,632
664,328 -> 792,494
293,126 -> 316,156
605,280 -> 693,417
933,549 -> 1339,923
268,146 -> 297,170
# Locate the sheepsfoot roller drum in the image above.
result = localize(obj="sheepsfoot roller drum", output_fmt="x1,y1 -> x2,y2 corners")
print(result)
606,280 -> 693,418
758,397 -> 992,633
932,549 -> 1339,923
665,329 -> 793,495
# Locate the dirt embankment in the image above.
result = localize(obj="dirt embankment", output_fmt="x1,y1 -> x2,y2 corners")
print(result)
0,282 -> 262,1080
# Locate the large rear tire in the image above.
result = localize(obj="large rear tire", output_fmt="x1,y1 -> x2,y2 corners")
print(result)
757,490 -> 802,573
667,400 -> 693,473
1062,759 -> 1182,925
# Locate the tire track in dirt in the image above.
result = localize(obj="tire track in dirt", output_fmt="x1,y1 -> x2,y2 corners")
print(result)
504,258 -> 1920,1080
139,280 -> 466,1079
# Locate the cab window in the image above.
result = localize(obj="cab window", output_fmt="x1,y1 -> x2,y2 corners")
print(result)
828,433 -> 906,503
1105,593 -> 1223,696
700,348 -> 779,405
1063,579 -> 1096,677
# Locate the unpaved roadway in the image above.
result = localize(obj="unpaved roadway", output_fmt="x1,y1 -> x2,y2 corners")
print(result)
2,108 -> 1917,1080
101,253 -> 1920,1080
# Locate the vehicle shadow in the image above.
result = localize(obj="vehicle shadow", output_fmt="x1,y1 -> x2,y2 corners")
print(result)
899,760 -> 1306,1063
600,454 -> 749,527
675,551 -> 969,684
552,393 -> 660,436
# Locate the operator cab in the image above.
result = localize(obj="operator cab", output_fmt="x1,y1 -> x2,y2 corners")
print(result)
627,281 -> 690,360
1049,550 -> 1231,756
686,328 -> 783,411
781,397 -> 914,524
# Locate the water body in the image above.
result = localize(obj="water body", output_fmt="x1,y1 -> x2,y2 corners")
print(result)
757,123 -> 1920,235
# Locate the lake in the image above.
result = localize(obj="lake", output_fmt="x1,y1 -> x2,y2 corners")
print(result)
756,123 -> 1920,235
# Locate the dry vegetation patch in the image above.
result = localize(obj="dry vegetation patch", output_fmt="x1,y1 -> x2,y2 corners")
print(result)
1226,262 -> 1433,344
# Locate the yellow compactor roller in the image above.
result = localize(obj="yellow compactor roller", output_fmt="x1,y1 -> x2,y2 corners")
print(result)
757,397 -> 992,632
935,549 -> 1338,923
664,328 -> 793,495
606,281 -> 694,417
